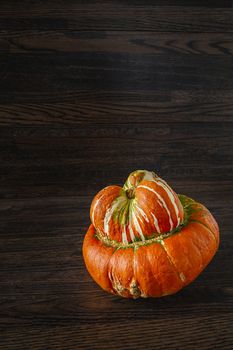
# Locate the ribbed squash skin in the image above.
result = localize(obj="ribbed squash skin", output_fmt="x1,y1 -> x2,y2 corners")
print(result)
90,170 -> 184,243
83,171 -> 219,298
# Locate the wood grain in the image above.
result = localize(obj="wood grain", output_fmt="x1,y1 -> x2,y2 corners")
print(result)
1,1 -> 233,32
0,89 -> 233,124
1,52 -> 233,101
0,0 -> 233,349
1,32 -> 233,55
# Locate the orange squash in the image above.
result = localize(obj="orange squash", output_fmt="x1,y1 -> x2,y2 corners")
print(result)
83,170 -> 219,298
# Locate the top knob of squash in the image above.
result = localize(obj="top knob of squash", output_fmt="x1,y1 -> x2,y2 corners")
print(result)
90,170 -> 184,244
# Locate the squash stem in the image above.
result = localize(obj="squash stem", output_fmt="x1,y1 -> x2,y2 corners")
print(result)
126,188 -> 135,199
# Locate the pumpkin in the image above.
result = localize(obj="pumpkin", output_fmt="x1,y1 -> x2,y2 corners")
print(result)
83,170 -> 219,298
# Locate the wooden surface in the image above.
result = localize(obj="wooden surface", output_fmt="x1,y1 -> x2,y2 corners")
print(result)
1,1 -> 233,349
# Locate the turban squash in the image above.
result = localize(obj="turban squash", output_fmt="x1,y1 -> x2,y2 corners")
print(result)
83,170 -> 219,298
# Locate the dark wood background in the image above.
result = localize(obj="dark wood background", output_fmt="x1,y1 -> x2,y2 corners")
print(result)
1,1 -> 233,349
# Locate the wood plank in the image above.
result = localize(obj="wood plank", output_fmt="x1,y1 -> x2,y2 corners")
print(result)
0,2 -> 233,32
0,89 -> 233,125
0,318 -> 233,350
0,52 -> 233,105
1,32 -> 233,56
